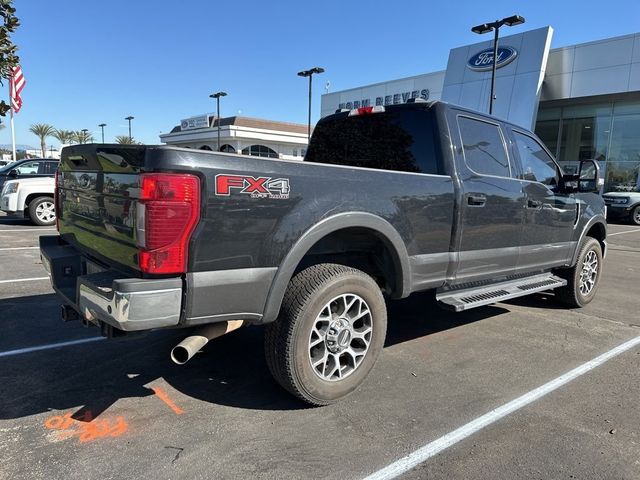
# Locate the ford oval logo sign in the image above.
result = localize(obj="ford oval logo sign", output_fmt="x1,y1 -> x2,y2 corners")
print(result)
467,46 -> 518,71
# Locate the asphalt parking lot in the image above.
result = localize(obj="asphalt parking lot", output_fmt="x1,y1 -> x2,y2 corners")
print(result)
1,213 -> 639,480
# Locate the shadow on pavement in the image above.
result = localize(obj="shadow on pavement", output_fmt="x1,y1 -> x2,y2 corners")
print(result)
0,290 -> 510,420
0,216 -> 32,226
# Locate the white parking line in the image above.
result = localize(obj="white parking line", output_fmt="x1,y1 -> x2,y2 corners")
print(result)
0,276 -> 49,284
0,228 -> 56,232
0,246 -> 39,251
0,337 -> 105,358
608,229 -> 640,236
363,334 -> 640,480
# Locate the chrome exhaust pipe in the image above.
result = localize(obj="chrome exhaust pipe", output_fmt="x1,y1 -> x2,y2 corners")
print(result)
170,320 -> 244,365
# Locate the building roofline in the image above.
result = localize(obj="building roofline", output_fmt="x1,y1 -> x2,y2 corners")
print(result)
549,30 -> 639,52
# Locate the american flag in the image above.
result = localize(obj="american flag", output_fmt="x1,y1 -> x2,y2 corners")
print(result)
10,65 -> 25,113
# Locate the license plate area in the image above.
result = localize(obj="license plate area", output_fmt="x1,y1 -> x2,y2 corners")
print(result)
86,259 -> 107,275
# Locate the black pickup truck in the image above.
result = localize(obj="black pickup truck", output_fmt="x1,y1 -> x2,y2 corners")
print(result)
40,100 -> 607,405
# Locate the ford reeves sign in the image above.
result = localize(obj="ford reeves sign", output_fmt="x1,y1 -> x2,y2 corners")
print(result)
467,46 -> 518,71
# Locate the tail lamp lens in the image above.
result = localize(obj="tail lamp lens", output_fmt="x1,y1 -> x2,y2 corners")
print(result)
136,173 -> 200,274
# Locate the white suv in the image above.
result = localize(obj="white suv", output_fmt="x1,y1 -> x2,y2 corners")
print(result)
0,176 -> 56,226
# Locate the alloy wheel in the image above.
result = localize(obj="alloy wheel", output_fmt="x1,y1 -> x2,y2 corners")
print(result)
579,250 -> 598,296
308,293 -> 373,382
35,201 -> 56,223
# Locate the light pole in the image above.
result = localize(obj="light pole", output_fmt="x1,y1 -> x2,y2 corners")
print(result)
209,91 -> 227,151
471,15 -> 525,115
297,67 -> 325,142
125,116 -> 134,140
98,123 -> 106,143
81,129 -> 90,144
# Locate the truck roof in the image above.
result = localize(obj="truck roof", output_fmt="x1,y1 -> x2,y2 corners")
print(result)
322,100 -> 523,132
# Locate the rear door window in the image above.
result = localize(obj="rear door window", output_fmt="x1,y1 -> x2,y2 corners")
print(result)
458,116 -> 511,178
305,108 -> 442,174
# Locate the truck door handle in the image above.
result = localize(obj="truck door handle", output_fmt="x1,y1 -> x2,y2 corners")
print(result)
527,199 -> 542,209
467,193 -> 486,206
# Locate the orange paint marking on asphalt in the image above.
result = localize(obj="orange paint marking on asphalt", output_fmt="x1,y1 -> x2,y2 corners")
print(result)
44,410 -> 129,443
151,386 -> 184,415
78,416 -> 128,443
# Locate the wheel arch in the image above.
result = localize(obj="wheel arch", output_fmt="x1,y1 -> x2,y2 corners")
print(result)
571,216 -> 607,265
261,213 -> 411,323
23,193 -> 54,214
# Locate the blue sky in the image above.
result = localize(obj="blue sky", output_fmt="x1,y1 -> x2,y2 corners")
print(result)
3,0 -> 640,148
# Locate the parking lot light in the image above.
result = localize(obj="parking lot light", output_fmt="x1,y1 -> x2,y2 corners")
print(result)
209,92 -> 227,152
125,116 -> 134,140
297,67 -> 325,142
471,15 -> 525,114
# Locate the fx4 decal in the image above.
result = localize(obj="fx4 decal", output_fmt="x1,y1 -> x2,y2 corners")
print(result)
215,174 -> 291,199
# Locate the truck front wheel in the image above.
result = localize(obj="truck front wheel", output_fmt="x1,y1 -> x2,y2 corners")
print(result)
555,237 -> 603,308
265,263 -> 387,406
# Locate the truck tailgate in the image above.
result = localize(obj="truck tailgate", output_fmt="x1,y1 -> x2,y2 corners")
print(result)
57,145 -> 146,273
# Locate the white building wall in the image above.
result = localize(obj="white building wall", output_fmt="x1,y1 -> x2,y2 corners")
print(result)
160,125 -> 308,160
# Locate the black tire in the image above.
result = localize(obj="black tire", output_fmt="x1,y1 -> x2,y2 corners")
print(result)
555,237 -> 603,308
28,196 -> 56,226
630,205 -> 640,226
264,263 -> 387,406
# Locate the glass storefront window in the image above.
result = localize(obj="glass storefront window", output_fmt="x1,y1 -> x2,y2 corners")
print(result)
534,119 -> 560,157
534,108 -> 561,157
536,100 -> 640,193
557,104 -> 611,163
606,106 -> 640,192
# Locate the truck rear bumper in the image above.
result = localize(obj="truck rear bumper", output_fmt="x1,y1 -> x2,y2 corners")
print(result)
40,235 -> 182,331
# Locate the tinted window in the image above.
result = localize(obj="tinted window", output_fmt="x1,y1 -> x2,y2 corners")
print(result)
45,161 -> 59,174
513,132 -> 559,186
458,117 -> 510,177
305,108 -> 441,174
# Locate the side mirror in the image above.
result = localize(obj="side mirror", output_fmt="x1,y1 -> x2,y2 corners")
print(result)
578,159 -> 602,193
8,169 -> 18,177
560,173 -> 579,193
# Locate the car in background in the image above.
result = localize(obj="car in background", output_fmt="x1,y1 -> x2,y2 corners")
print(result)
1,176 -> 56,226
603,187 -> 640,225
0,158 -> 59,193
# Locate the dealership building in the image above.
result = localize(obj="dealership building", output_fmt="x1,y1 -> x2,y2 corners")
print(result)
321,27 -> 640,192
159,114 -> 309,161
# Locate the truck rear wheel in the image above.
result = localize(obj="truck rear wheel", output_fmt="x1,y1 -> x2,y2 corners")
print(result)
28,196 -> 56,226
265,263 -> 387,406
555,237 -> 603,308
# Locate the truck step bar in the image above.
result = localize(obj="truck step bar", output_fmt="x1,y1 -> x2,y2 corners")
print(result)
436,273 -> 567,312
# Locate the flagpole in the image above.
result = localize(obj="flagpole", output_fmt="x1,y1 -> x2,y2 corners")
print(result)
10,105 -> 16,161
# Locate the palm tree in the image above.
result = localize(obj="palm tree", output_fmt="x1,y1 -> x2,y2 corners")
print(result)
115,135 -> 135,144
53,129 -> 75,146
29,123 -> 56,157
73,130 -> 94,144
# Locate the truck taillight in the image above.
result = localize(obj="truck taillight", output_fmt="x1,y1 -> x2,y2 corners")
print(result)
136,173 -> 201,275
55,169 -> 62,231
